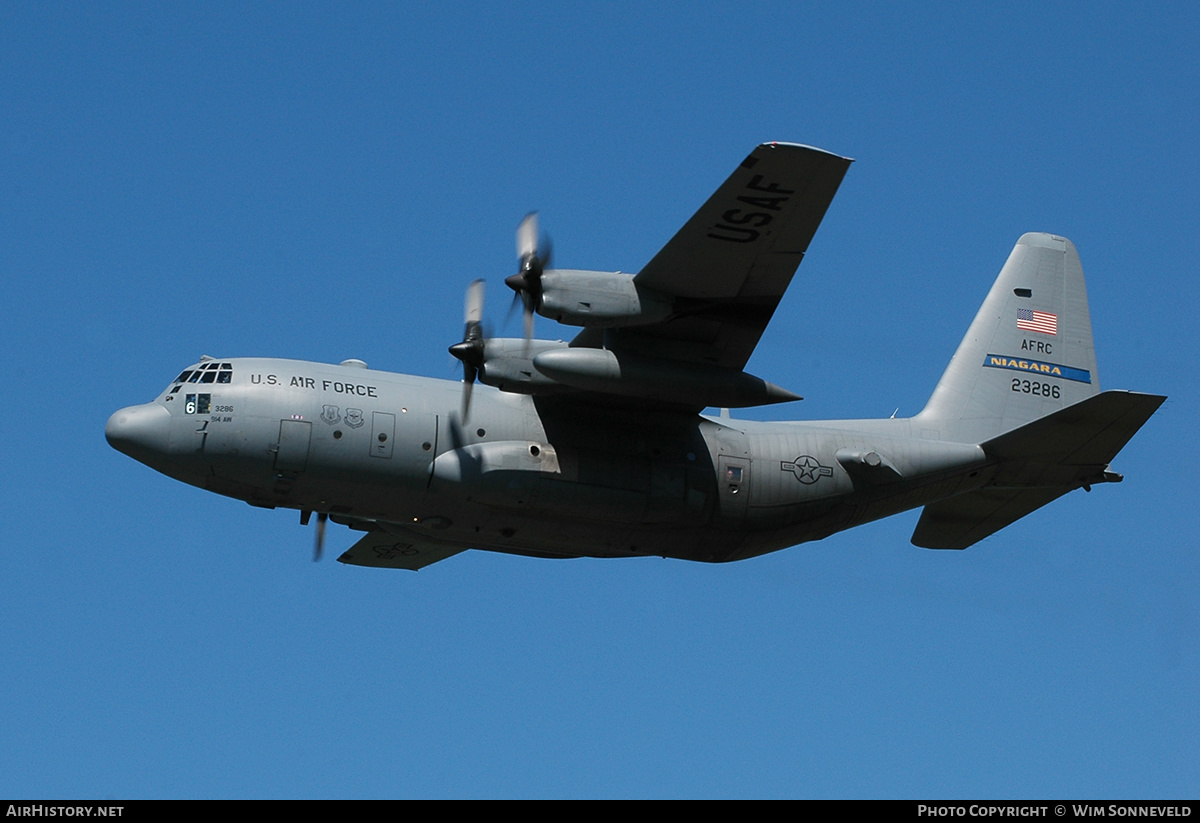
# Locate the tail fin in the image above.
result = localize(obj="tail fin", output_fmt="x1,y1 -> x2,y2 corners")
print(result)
915,233 -> 1101,443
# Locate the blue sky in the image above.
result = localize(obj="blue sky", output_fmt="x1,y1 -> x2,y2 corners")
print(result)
1,2 -> 1196,798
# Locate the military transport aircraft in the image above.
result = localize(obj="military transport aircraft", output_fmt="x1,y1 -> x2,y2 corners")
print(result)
106,142 -> 1164,570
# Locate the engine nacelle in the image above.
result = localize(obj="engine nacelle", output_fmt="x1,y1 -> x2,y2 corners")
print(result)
476,338 -> 568,394
537,270 -> 672,327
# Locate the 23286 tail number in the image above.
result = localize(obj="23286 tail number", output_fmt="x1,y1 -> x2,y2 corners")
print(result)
1012,378 -> 1060,398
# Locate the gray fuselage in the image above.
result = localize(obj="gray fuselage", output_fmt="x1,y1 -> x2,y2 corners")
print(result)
107,357 -> 990,563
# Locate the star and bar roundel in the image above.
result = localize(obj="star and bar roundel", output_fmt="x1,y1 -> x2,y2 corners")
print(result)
781,455 -> 834,484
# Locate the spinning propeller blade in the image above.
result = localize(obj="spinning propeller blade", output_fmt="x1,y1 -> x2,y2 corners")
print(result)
448,279 -> 486,421
312,511 -> 328,562
505,212 -> 550,341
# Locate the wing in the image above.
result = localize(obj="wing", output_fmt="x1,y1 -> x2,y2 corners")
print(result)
337,530 -> 468,571
574,142 -> 852,371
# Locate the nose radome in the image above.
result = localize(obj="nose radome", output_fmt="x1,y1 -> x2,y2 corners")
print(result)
106,403 -> 171,461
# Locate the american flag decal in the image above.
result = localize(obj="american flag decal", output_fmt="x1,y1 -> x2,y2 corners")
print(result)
1017,308 -> 1058,335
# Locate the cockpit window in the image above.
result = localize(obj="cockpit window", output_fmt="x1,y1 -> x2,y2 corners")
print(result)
174,363 -> 234,384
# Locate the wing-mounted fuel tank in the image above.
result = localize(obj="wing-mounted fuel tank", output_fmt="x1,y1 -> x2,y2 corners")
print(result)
536,269 -> 672,328
531,348 -> 800,408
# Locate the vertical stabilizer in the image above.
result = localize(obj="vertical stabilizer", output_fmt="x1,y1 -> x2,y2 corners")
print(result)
916,233 -> 1100,443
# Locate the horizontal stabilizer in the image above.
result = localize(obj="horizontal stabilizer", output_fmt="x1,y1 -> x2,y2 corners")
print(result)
982,390 -> 1166,473
338,530 -> 467,571
912,390 -> 1165,549
912,487 -> 1072,550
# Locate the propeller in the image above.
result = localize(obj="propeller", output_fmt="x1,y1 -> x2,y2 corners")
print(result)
505,212 -> 551,340
302,510 -> 330,561
448,278 -> 486,421
313,511 -> 328,561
